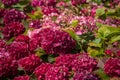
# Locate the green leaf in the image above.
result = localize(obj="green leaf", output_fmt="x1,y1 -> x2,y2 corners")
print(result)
35,48 -> 46,57
109,35 -> 120,43
96,8 -> 105,16
70,20 -> 79,27
48,55 -> 56,63
87,47 -> 100,57
97,26 -> 111,39
65,29 -> 80,41
97,26 -> 120,39
88,42 -> 101,48
95,69 -> 110,80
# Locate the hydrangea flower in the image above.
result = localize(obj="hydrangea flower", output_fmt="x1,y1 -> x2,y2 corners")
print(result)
3,9 -> 26,25
15,35 -> 30,43
55,54 -> 97,72
55,54 -> 79,70
0,9 -> 7,18
2,22 -> 25,40
7,41 -> 29,60
45,66 -> 70,80
41,6 -> 58,15
104,58 -> 120,77
31,0 -> 56,7
29,20 -> 41,29
73,72 -> 100,80
105,49 -> 113,56
34,63 -> 53,80
0,39 -> 6,49
71,54 -> 98,72
18,54 -> 42,72
40,28 -> 76,54
71,0 -> 86,6
13,75 -> 30,80
1,0 -> 19,6
0,57 -> 18,78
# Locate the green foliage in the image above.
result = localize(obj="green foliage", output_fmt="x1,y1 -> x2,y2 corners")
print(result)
95,69 -> 110,80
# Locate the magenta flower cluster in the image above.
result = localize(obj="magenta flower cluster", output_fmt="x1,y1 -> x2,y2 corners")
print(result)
1,0 -> 19,6
30,28 -> 76,54
40,28 -> 76,54
34,63 -> 53,80
7,41 -> 29,60
71,0 -> 86,6
0,57 -> 18,78
13,75 -> 30,80
2,22 -> 25,40
104,58 -> 120,77
18,54 -> 42,72
3,9 -> 26,25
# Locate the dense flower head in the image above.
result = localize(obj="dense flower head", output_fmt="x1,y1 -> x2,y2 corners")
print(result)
45,66 -> 70,80
71,0 -> 86,6
0,39 -> 6,48
4,9 -> 26,25
104,58 -> 120,77
40,28 -> 76,54
73,72 -> 100,80
71,54 -> 98,72
15,35 -> 29,43
18,54 -> 42,72
34,63 -> 53,80
7,41 -> 29,60
41,6 -> 58,15
72,16 -> 97,35
55,54 -> 97,72
1,0 -> 19,6
0,9 -> 7,18
0,57 -> 18,78
55,54 -> 80,70
2,22 -> 25,40
28,29 -> 42,52
31,0 -> 57,7
13,75 -> 30,80
105,49 -> 113,56
29,20 -> 41,29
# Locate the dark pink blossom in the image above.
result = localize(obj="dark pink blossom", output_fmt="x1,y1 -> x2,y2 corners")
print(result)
7,41 -> 29,60
34,63 -> 53,80
73,72 -> 100,80
41,6 -> 58,15
29,20 -> 41,29
71,54 -> 98,72
104,58 -> 120,77
13,75 -> 30,80
40,28 -> 76,54
4,9 -> 26,25
45,66 -> 70,80
2,22 -> 25,40
15,35 -> 29,43
55,54 -> 80,70
71,0 -> 86,6
0,57 -> 18,78
18,54 -> 42,72
1,0 -> 19,6
105,49 -> 113,56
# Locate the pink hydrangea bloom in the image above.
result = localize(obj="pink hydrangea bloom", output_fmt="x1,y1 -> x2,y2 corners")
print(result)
34,63 -> 53,80
13,75 -> 30,80
18,54 -> 42,72
104,58 -> 120,77
4,9 -> 26,25
2,22 -> 25,40
1,0 -> 19,6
